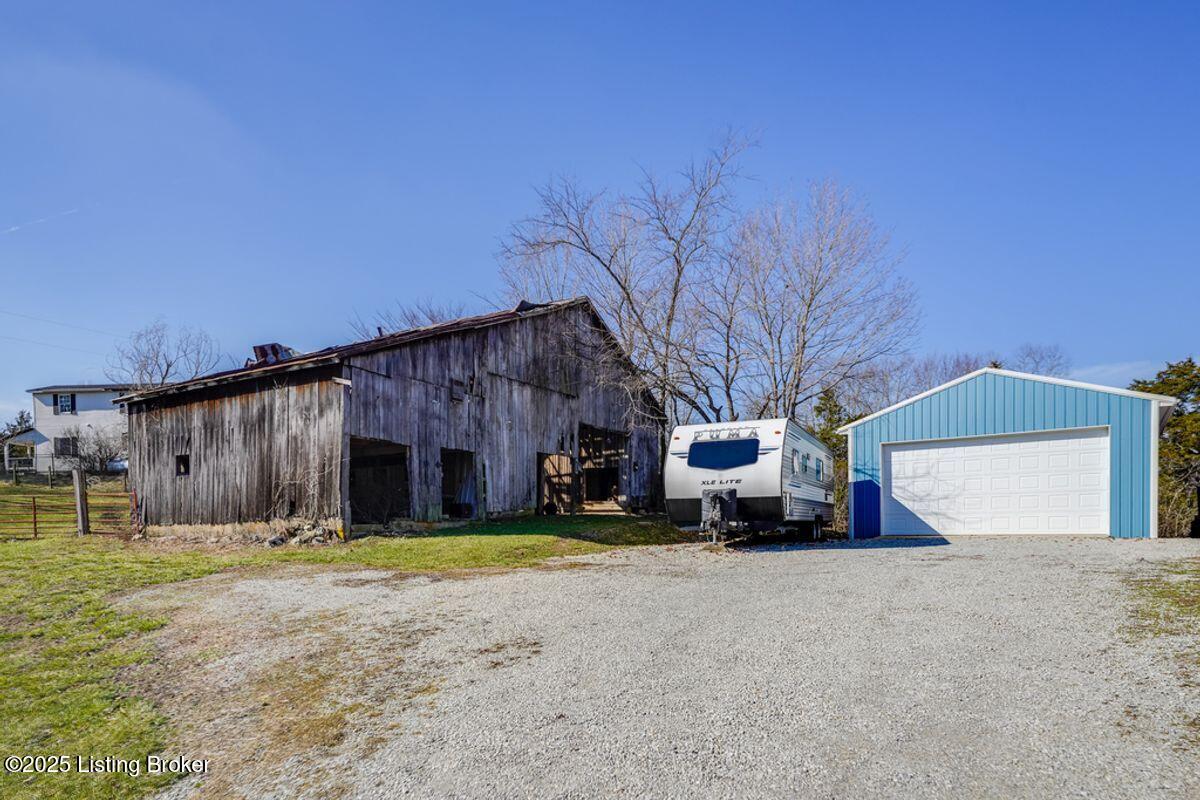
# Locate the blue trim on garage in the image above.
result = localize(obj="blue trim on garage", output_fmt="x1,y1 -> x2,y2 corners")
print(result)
848,372 -> 1152,538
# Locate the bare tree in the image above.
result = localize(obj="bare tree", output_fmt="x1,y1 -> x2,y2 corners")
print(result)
860,351 -> 995,408
59,423 -> 126,473
350,297 -> 472,339
500,135 -> 919,430
502,135 -> 750,427
107,321 -> 221,389
846,344 -> 1070,415
737,183 -> 919,419
1010,343 -> 1071,376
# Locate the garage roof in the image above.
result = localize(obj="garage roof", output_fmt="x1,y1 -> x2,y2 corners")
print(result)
837,368 -> 1178,435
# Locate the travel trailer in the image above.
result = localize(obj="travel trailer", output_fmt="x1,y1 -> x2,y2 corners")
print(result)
664,418 -> 834,537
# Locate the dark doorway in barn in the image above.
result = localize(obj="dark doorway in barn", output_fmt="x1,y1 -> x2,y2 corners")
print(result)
578,424 -> 626,511
440,448 -> 477,519
348,437 -> 411,525
538,452 -> 574,515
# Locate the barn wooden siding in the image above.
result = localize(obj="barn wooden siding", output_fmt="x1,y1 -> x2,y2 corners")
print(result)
345,304 -> 660,520
127,302 -> 660,526
127,369 -> 345,525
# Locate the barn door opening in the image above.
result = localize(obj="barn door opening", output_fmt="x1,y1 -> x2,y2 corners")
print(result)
440,448 -> 477,519
348,437 -> 411,525
538,452 -> 574,515
578,424 -> 627,512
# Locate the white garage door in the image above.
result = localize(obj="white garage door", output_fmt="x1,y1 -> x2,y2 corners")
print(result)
882,427 -> 1110,536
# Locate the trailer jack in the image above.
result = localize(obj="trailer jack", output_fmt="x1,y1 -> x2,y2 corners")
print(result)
700,488 -> 738,543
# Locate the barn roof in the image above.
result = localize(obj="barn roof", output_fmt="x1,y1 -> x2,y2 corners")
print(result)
118,297 -> 611,403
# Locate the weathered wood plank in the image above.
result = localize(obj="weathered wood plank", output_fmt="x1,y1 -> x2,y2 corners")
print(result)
128,305 -> 660,526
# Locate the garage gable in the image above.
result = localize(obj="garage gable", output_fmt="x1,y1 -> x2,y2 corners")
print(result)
840,369 -> 1177,539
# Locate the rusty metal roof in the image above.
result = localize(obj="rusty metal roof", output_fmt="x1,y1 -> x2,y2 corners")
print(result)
119,298 -> 597,403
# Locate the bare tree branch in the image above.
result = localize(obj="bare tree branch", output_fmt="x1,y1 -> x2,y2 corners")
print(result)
350,298 -> 472,339
106,321 -> 221,389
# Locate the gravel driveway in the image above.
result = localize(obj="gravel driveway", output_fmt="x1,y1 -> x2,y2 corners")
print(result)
136,537 -> 1200,799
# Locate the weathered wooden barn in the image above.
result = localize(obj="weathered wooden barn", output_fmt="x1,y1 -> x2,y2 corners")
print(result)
121,298 -> 661,529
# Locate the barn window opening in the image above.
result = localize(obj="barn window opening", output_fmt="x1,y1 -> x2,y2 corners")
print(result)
440,448 -> 476,519
349,437 -> 411,525
175,454 -> 190,476
578,424 -> 626,509
687,438 -> 759,470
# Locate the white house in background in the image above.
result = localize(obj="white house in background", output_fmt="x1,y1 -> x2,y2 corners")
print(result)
2,384 -> 131,473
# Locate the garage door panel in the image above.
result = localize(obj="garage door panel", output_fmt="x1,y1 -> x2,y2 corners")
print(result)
882,428 -> 1110,536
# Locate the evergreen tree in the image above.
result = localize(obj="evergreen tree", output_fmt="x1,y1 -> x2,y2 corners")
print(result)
1,409 -> 31,439
810,388 -> 857,533
1132,358 -> 1200,537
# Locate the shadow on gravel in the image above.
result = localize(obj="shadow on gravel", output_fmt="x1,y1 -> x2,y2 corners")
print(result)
729,533 -> 951,552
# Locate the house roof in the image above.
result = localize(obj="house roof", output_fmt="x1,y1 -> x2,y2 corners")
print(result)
836,367 -> 1179,435
0,426 -> 33,444
27,383 -> 132,394
119,297 -> 609,403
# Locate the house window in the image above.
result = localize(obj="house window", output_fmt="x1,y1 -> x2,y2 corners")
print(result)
815,458 -> 824,482
175,454 -> 190,477
52,393 -> 76,415
53,437 -> 79,457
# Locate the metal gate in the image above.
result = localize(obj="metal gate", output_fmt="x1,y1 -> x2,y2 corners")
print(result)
0,494 -> 77,538
0,470 -> 140,539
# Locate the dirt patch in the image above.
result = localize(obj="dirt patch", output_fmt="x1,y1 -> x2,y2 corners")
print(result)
118,566 -> 455,799
476,636 -> 543,669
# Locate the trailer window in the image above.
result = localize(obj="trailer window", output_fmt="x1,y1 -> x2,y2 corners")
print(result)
687,438 -> 759,470
815,458 -> 824,481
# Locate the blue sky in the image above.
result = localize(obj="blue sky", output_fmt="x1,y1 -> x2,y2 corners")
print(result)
1,1 -> 1197,418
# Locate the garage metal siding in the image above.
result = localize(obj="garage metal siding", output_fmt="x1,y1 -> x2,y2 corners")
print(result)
850,372 -> 1152,538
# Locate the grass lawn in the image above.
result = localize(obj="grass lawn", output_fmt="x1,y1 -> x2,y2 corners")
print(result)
0,493 -> 690,800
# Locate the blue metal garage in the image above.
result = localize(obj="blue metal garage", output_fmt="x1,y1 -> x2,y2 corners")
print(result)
838,369 -> 1178,538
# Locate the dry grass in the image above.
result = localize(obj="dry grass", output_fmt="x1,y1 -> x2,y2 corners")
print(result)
1127,556 -> 1200,748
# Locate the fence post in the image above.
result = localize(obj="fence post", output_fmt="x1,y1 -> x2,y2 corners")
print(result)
129,489 -> 141,536
31,496 -> 38,539
73,468 -> 89,536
